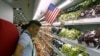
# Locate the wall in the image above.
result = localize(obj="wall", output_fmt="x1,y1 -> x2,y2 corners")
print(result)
0,0 -> 13,23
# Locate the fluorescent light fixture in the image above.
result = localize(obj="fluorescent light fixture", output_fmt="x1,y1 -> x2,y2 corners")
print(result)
13,8 -> 22,10
16,8 -> 20,10
58,0 -> 73,9
33,0 -> 51,20
38,16 -> 45,21
18,12 -> 24,15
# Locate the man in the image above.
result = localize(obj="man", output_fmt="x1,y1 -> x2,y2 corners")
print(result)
13,20 -> 41,56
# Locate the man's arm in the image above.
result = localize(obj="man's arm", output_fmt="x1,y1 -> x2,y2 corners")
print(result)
13,32 -> 30,56
13,43 -> 24,56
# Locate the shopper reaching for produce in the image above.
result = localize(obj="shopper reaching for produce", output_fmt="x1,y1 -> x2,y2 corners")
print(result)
13,20 -> 42,56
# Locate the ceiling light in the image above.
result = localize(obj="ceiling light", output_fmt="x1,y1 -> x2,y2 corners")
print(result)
13,8 -> 22,10
16,8 -> 20,10
18,13 -> 24,15
58,0 -> 73,9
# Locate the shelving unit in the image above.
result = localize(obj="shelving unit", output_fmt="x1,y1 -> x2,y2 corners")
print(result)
52,17 -> 100,56
40,16 -> 100,56
52,44 -> 66,56
37,30 -> 66,56
51,17 -> 100,26
52,32 -> 100,56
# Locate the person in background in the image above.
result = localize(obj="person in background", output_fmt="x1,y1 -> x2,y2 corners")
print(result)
13,20 -> 42,56
16,21 -> 23,34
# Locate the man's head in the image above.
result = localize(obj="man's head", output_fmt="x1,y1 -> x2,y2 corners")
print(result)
27,20 -> 41,37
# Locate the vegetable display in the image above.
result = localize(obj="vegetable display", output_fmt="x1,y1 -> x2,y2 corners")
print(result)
58,0 -> 97,21
59,10 -> 82,21
61,44 -> 89,56
58,28 -> 80,40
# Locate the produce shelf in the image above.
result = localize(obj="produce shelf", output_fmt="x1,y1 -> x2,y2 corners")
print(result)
39,31 -> 66,56
42,34 -> 65,56
52,44 -> 66,56
52,17 -> 100,26
61,38 -> 100,56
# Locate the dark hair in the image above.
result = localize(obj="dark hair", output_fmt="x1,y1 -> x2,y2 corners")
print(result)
21,20 -> 41,30
21,24 -> 28,34
21,24 -> 28,29
21,20 -> 41,34
27,20 -> 41,27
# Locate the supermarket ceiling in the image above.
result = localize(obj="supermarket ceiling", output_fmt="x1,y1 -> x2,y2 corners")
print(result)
2,0 -> 65,23
2,0 -> 38,22
2,0 -> 84,23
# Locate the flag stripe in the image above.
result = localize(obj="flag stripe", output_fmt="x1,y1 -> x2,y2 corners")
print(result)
51,8 -> 60,23
47,10 -> 52,22
45,3 -> 60,24
48,10 -> 54,23
50,8 -> 60,23
46,8 -> 60,24
46,10 -> 51,22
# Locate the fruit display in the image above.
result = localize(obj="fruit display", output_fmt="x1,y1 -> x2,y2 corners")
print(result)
34,31 -> 54,56
34,27 -> 100,56
34,38 -> 47,56
61,44 -> 89,56
79,4 -> 100,18
58,28 -> 80,40
42,32 -> 53,42
40,26 -> 52,32
77,30 -> 100,49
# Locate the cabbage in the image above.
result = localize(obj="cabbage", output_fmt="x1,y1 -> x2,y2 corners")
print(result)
69,47 -> 80,56
58,28 -> 69,37
61,44 -> 89,56
59,28 -> 80,39
61,44 -> 72,55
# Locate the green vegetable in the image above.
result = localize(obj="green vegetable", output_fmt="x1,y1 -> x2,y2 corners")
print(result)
59,10 -> 82,21
69,47 -> 80,56
61,44 -> 72,55
78,52 -> 89,56
59,28 -> 80,40
61,44 -> 89,56
58,28 -> 69,37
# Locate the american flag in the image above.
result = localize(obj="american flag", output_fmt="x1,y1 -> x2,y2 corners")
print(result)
45,3 -> 60,24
